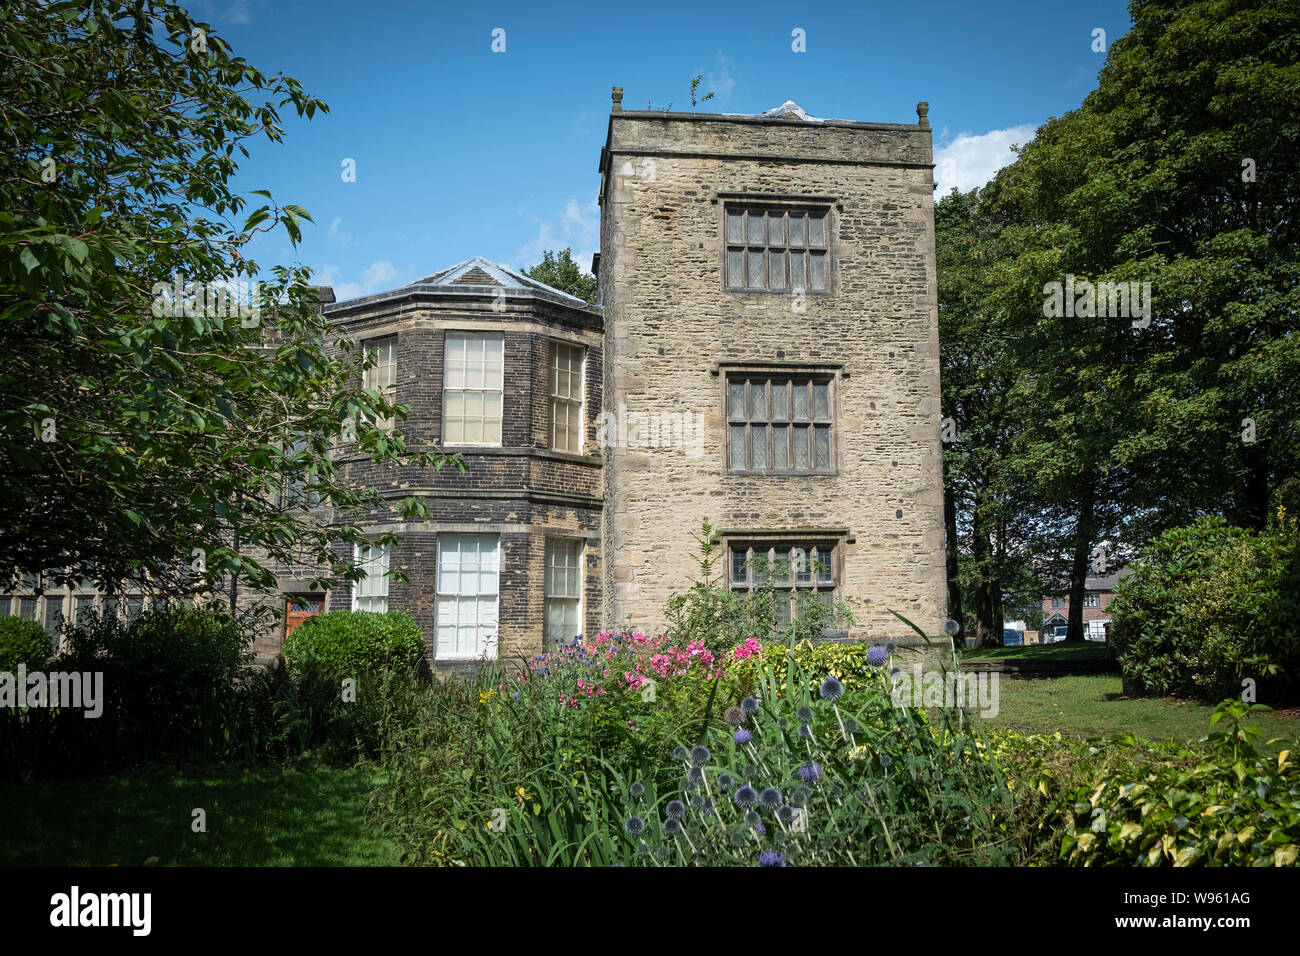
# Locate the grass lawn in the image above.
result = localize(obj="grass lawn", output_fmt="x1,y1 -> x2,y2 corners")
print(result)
984,674 -> 1300,748
0,764 -> 399,866
960,642 -> 1111,663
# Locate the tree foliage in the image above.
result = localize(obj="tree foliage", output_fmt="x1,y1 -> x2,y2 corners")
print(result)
938,0 -> 1300,642
523,248 -> 597,304
0,0 -> 457,602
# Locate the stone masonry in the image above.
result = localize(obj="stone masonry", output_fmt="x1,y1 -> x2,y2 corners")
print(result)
597,95 -> 947,646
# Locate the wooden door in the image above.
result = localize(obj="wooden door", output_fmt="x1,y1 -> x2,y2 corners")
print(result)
285,594 -> 325,637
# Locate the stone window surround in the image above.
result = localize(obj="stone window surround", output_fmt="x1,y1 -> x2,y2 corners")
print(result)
713,191 -> 842,297
0,577 -> 149,652
717,362 -> 843,477
719,531 -> 847,637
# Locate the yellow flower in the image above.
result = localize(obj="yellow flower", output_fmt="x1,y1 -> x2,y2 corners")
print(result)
515,786 -> 527,802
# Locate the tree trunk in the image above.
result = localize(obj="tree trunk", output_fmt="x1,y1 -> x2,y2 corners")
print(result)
1239,444 -> 1272,530
972,492 -> 1001,647
943,479 -> 964,649
1065,483 -> 1095,642
228,493 -> 241,616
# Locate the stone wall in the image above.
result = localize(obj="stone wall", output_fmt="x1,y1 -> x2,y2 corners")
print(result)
598,101 -> 947,646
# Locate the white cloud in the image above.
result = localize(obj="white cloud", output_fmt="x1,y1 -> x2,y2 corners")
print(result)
188,0 -> 253,25
705,52 -> 736,103
513,197 -> 600,275
327,217 -> 353,247
311,260 -> 399,302
932,124 -> 1037,198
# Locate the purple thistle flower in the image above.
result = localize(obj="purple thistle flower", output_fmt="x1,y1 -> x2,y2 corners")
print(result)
734,728 -> 752,745
866,645 -> 889,667
758,850 -> 784,867
797,762 -> 824,783
819,676 -> 844,702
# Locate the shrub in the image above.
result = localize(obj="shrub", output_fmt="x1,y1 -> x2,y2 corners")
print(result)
990,730 -> 1198,865
282,610 -> 423,676
58,603 -> 249,759
1109,513 -> 1300,702
0,603 -> 252,778
757,638 -> 883,701
232,656 -> 429,765
0,617 -> 51,673
1054,701 -> 1300,867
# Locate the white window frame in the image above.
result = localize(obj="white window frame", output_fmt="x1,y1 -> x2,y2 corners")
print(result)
550,342 -> 585,454
435,534 -> 500,660
544,538 -> 583,645
352,543 -> 390,613
363,336 -> 398,433
443,332 -> 504,447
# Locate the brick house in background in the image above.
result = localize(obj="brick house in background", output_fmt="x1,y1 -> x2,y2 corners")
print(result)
1037,567 -> 1133,642
3,92 -> 949,669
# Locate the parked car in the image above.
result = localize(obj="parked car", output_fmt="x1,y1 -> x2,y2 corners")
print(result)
1002,628 -> 1023,646
1045,625 -> 1069,643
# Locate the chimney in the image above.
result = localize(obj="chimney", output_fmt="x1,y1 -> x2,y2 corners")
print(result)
309,285 -> 336,311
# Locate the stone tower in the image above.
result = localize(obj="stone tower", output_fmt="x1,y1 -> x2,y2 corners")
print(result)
596,93 -> 947,648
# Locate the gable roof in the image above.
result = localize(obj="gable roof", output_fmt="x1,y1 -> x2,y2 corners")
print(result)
324,256 -> 599,315
744,100 -> 826,123
1086,567 -> 1134,592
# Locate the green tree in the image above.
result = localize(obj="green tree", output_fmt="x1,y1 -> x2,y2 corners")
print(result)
936,187 -> 1047,646
523,248 -> 598,304
963,0 -> 1300,640
0,0 -> 458,604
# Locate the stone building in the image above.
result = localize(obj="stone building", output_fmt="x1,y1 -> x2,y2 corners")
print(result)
2,94 -> 949,665
596,93 -> 947,646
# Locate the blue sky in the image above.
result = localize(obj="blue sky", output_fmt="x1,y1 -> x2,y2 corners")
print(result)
189,0 -> 1134,301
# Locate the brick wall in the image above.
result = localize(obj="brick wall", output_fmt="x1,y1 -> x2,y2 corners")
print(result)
244,287 -> 604,671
